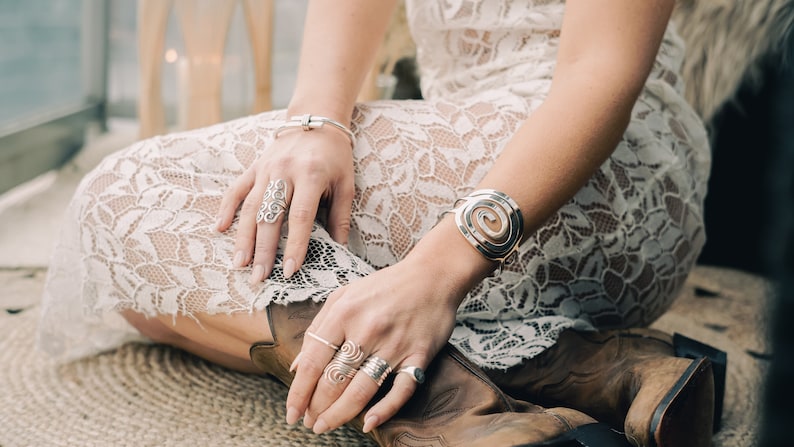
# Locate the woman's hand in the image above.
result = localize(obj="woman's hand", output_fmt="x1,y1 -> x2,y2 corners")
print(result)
216,126 -> 354,282
285,217 -> 496,434
286,257 -> 458,434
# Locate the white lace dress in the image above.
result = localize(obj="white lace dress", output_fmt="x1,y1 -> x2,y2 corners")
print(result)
39,0 -> 710,370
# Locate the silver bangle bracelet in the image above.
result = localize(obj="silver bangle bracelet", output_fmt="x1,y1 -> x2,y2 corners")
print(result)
274,114 -> 355,147
449,189 -> 524,274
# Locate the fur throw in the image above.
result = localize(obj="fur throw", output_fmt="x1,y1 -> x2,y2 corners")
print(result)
673,0 -> 794,122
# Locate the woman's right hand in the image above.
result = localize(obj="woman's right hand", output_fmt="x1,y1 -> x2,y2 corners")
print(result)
215,122 -> 355,283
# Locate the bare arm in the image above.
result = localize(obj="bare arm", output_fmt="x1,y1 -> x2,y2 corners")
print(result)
288,0 -> 400,123
411,0 -> 677,293
217,1 -> 398,283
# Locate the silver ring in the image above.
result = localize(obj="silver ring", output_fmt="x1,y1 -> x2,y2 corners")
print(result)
256,179 -> 288,224
323,340 -> 364,384
396,366 -> 426,384
305,331 -> 340,351
360,356 -> 392,387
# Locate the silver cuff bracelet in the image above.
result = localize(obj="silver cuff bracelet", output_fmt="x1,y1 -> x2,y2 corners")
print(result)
274,114 -> 355,147
450,189 -> 524,274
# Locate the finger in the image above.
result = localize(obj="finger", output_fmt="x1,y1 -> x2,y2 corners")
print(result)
310,354 -> 393,435
250,220 -> 284,283
216,168 -> 255,232
326,180 -> 354,245
282,182 -> 322,279
250,179 -> 290,283
232,179 -> 267,268
285,328 -> 346,425
361,360 -> 425,433
301,338 -> 367,430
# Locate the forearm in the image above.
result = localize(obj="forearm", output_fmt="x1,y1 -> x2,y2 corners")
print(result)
409,77 -> 638,304
287,0 -> 399,124
409,0 -> 675,307
480,75 -> 634,238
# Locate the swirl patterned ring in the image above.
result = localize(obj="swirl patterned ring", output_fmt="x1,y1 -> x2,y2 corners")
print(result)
359,356 -> 392,387
256,179 -> 288,224
322,340 -> 365,384
452,189 -> 524,266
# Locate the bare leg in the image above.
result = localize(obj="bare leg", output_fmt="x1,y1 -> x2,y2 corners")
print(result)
122,309 -> 273,374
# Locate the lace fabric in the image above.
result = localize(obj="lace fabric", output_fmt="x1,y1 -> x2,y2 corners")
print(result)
39,0 -> 710,369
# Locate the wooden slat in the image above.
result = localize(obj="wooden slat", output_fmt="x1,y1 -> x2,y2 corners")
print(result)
242,0 -> 274,113
137,0 -> 172,138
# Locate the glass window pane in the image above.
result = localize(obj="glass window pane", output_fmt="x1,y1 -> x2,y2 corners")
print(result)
0,0 -> 84,130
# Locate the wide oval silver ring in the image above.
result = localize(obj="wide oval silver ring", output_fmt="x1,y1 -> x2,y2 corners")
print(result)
359,356 -> 392,387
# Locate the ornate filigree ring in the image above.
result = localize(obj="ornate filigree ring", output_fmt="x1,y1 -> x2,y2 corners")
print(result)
360,356 -> 392,387
256,179 -> 288,224
322,340 -> 365,384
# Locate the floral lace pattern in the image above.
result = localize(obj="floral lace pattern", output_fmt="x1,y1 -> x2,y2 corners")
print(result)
39,0 -> 710,369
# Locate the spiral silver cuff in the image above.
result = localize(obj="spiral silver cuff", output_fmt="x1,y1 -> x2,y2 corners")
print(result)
451,189 -> 524,273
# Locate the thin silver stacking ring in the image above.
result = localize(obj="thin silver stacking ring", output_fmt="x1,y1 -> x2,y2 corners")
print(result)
396,366 -> 426,384
256,179 -> 288,224
305,331 -> 340,351
323,340 -> 364,384
360,356 -> 392,387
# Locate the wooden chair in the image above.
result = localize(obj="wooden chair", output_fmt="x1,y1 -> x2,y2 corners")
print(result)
136,0 -> 413,139
137,0 -> 274,138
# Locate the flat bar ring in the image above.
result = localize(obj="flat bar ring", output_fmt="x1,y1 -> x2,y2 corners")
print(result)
323,340 -> 365,384
360,356 -> 392,387
256,179 -> 288,224
305,331 -> 340,351
396,366 -> 426,384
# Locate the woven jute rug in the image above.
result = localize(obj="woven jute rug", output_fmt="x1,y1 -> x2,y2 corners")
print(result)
0,265 -> 770,446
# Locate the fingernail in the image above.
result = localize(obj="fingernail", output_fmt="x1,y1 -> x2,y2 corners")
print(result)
313,418 -> 329,435
289,352 -> 302,372
303,412 -> 316,429
362,415 -> 379,433
233,250 -> 244,268
250,265 -> 264,284
215,216 -> 223,231
286,407 -> 301,425
283,258 -> 297,279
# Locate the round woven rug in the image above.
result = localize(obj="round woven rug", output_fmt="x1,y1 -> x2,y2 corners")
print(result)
0,265 -> 769,446
0,310 -> 374,446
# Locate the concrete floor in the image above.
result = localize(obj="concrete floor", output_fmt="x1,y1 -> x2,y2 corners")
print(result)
0,121 -> 137,269
0,121 -> 138,313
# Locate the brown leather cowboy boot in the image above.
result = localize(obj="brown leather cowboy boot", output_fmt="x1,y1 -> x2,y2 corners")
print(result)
249,300 -> 632,447
484,328 -> 724,447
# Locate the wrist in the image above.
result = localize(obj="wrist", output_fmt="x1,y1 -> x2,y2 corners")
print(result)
275,114 -> 356,147
406,215 -> 497,309
287,96 -> 354,128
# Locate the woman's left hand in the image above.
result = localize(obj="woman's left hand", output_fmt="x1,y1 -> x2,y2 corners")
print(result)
284,251 -> 464,435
